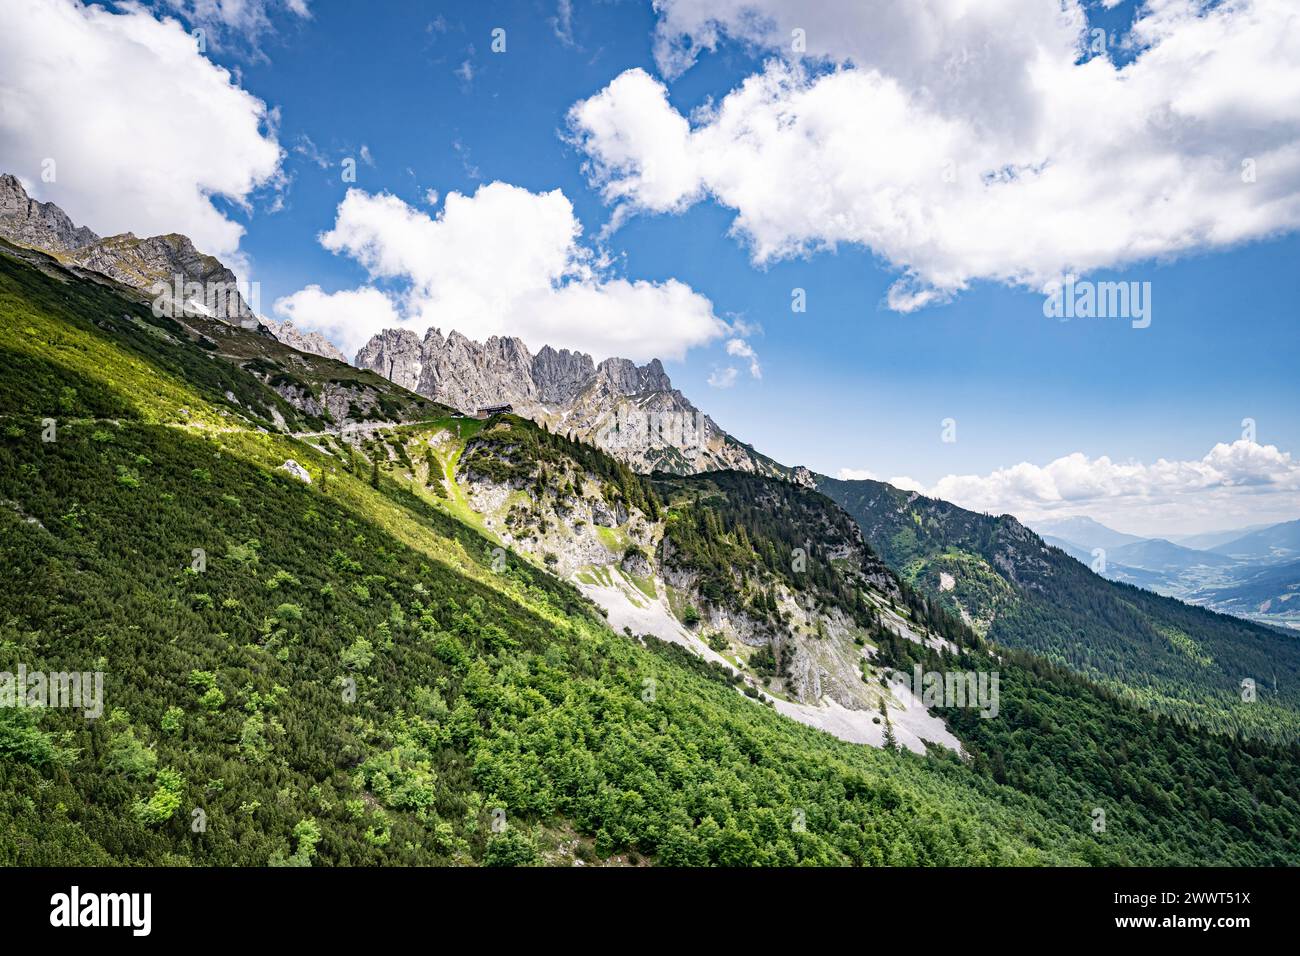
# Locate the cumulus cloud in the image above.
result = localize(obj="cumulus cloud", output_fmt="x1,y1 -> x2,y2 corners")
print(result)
570,0 -> 1300,309
279,182 -> 741,362
272,285 -> 402,357
867,440 -> 1300,536
0,0 -> 283,262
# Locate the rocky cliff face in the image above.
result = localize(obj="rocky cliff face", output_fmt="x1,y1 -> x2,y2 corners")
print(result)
0,172 -> 344,351
354,325 -> 795,478
259,318 -> 349,364
353,328 -> 423,391
72,232 -> 260,327
0,173 -> 99,251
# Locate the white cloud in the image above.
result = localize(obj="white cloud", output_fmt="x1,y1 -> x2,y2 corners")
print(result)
836,466 -> 924,492
272,285 -> 402,357
725,337 -> 761,378
708,366 -> 738,388
903,440 -> 1300,536
551,0 -> 576,47
294,133 -> 330,169
282,182 -> 734,362
158,0 -> 310,45
570,0 -> 1300,309
0,0 -> 283,262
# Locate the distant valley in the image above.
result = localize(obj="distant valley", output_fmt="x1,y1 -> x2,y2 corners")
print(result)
1032,515 -> 1300,632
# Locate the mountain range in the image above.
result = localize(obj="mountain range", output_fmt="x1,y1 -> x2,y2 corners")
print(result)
1031,514 -> 1300,631
4,173 -> 1300,865
0,172 -> 350,360
0,173 -> 789,481
353,326 -> 790,478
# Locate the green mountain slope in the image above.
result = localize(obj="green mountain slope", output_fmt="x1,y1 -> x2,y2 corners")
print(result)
0,240 -> 1067,865
3,244 -> 1299,866
277,414 -> 1300,865
817,475 -> 1300,742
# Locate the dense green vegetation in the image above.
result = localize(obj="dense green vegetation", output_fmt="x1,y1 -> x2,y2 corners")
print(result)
3,246 -> 1299,866
653,472 -> 879,624
655,471 -> 972,649
0,415 -> 1082,866
872,633 -> 1300,866
819,475 -> 1300,743
461,416 -> 662,520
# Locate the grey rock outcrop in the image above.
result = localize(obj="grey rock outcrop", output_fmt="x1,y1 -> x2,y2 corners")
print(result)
353,328 -> 423,391
0,173 -> 99,251
0,171 -> 345,345
354,325 -> 790,478
260,319 -> 349,363
533,345 -> 595,404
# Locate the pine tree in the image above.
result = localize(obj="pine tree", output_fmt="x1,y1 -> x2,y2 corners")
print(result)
881,702 -> 898,752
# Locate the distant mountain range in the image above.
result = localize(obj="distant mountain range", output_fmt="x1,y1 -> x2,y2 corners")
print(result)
1209,518 -> 1300,561
1033,515 -> 1147,552
818,476 -> 1300,740
1030,514 -> 1300,631
1167,523 -> 1278,550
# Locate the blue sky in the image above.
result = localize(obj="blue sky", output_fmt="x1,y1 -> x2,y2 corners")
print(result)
5,0 -> 1298,535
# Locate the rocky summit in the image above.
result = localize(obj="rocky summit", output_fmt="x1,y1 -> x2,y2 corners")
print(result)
0,172 -> 341,353
355,326 -> 795,479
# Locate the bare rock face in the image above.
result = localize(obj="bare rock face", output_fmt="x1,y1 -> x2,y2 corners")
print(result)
353,328 -> 423,389
69,233 -> 258,325
258,319 -> 349,364
354,325 -> 793,479
417,330 -> 541,412
532,345 -> 595,404
0,173 -> 99,251
0,171 -> 343,348
277,459 -> 313,484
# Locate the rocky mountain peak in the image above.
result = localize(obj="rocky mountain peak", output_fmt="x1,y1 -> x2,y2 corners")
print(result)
354,328 -> 423,392
533,344 -> 595,404
354,325 -> 789,480
259,319 -> 349,364
0,173 -> 100,252
0,170 -> 355,355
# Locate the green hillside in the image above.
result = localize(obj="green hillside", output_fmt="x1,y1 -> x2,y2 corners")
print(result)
2,245 -> 1299,866
818,475 -> 1300,743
